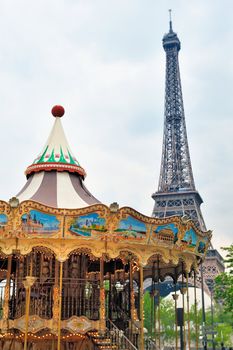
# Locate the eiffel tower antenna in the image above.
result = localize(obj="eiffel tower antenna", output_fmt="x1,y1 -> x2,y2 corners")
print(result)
169,9 -> 172,31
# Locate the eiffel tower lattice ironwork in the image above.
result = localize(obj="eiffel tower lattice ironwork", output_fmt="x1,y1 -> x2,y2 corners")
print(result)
152,13 -> 224,290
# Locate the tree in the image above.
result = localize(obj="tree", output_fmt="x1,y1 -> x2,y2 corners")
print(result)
214,244 -> 233,315
188,303 -> 202,341
159,298 -> 176,343
204,303 -> 233,346
144,292 -> 175,338
144,291 -> 153,333
144,292 -> 176,344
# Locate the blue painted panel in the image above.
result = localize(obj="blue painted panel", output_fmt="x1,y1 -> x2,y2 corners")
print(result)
69,213 -> 106,237
22,210 -> 59,234
182,228 -> 197,247
115,215 -> 146,239
0,214 -> 7,232
154,223 -> 178,242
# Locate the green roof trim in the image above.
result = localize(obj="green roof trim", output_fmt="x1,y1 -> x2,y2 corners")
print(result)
59,147 -> 67,163
48,149 -> 55,162
68,150 -> 77,165
37,145 -> 49,163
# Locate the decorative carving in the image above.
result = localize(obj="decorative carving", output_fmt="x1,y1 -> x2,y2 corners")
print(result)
3,316 -> 100,335
109,202 -> 119,213
63,316 -> 93,334
9,197 -> 19,208
2,285 -> 10,326
52,285 -> 59,334
12,314 -> 51,333
0,200 -> 11,214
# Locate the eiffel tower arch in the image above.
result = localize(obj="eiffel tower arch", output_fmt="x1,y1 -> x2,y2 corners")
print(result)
151,14 -> 224,295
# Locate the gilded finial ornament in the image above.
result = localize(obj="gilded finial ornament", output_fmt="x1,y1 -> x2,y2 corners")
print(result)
9,197 -> 19,208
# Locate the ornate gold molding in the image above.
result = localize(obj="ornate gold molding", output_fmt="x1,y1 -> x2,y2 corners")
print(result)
1,315 -> 100,334
0,201 -> 211,269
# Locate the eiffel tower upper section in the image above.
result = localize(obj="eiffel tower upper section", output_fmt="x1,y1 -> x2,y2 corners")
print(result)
152,15 -> 206,231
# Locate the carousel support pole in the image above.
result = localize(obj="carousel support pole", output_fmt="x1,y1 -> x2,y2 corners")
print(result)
129,259 -> 136,339
194,270 -> 199,350
150,291 -> 153,335
57,261 -> 63,350
172,277 -> 179,350
99,255 -> 106,334
186,272 -> 191,350
157,257 -> 161,350
52,260 -> 60,335
154,304 -> 157,347
23,256 -> 36,350
139,263 -> 144,350
201,262 -> 207,350
210,286 -> 216,350
150,262 -> 155,337
153,259 -> 157,348
175,285 -> 178,350
2,255 -> 12,330
13,337 -> 16,350
181,263 -> 186,349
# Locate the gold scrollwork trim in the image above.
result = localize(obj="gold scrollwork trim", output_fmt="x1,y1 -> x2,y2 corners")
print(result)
0,201 -> 211,261
9,315 -> 53,334
0,200 -> 11,214
18,200 -> 109,217
6,315 -> 100,334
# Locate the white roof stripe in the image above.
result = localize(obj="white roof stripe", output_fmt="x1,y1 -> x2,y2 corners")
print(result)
17,172 -> 44,202
56,172 -> 89,208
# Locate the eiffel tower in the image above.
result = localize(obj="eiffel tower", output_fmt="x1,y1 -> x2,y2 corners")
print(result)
152,12 -> 224,292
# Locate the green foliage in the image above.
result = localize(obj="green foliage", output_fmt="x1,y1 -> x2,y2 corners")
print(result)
159,298 -> 175,342
144,292 -> 175,343
144,290 -> 233,346
188,303 -> 202,341
215,323 -> 232,346
205,303 -> 233,346
214,244 -> 233,315
144,291 -> 153,332
222,244 -> 233,272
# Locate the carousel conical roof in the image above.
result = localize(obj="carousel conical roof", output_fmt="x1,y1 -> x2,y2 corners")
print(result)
16,106 -> 100,208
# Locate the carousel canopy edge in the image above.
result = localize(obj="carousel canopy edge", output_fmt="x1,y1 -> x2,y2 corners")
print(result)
0,199 -> 211,258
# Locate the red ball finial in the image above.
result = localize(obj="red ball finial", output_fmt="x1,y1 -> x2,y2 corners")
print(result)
51,105 -> 65,118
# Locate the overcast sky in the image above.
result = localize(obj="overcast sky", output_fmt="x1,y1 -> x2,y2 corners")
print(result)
0,0 -> 232,253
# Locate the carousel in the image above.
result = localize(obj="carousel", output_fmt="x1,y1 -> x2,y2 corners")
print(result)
0,106 -> 211,350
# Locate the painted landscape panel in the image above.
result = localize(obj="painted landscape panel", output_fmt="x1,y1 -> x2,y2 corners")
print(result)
182,228 -> 197,248
115,215 -> 146,239
198,238 -> 207,254
22,210 -> 60,234
69,212 -> 106,237
154,223 -> 178,242
0,214 -> 7,233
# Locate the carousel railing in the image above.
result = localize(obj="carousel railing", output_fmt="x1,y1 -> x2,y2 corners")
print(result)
109,305 -> 157,349
144,336 -> 157,350
9,277 -> 100,320
62,278 -> 100,320
106,319 -> 138,350
10,278 -> 54,319
109,305 -> 139,348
